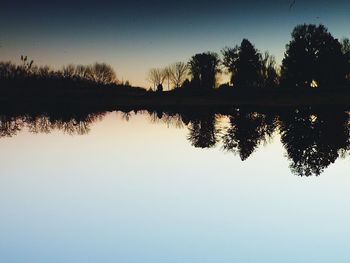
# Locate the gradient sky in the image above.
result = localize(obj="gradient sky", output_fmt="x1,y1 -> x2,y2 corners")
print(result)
1,0 -> 350,87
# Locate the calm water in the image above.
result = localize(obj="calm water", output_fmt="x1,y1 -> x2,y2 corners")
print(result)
1,110 -> 350,263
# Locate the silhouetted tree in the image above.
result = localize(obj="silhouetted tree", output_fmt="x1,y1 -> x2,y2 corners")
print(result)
281,24 -> 348,89
76,64 -> 94,81
261,52 -> 279,88
222,39 -> 262,89
0,61 -> 16,79
188,52 -> 220,91
0,56 -> 124,97
91,63 -> 117,84
169,62 -> 188,89
163,66 -> 171,90
148,68 -> 166,90
62,64 -> 76,79
35,65 -> 52,79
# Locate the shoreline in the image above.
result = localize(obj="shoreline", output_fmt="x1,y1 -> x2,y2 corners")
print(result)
1,89 -> 350,114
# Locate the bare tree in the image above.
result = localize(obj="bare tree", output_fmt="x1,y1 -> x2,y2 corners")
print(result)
260,51 -> 279,88
164,66 -> 171,91
91,63 -> 117,84
147,68 -> 166,90
76,64 -> 93,81
36,65 -> 52,79
0,58 -> 119,86
0,61 -> 16,79
169,62 -> 188,89
62,64 -> 76,78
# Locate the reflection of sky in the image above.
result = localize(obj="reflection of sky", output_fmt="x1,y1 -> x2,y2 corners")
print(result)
1,0 -> 350,87
0,112 -> 350,262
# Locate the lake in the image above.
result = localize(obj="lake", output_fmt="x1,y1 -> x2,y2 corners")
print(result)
0,109 -> 350,263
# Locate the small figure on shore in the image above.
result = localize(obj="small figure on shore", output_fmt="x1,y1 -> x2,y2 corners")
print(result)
156,83 -> 163,93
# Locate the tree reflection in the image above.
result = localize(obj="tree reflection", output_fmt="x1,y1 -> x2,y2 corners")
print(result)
147,111 -> 219,147
1,109 -> 350,177
279,110 -> 350,176
149,111 -> 185,129
145,109 -> 350,176
0,112 -> 106,137
0,115 -> 24,137
187,114 -> 218,148
222,110 -> 277,160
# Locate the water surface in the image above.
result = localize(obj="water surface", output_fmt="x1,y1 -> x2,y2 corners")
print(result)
0,110 -> 350,263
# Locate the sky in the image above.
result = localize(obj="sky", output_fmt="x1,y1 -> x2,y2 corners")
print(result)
1,0 -> 350,87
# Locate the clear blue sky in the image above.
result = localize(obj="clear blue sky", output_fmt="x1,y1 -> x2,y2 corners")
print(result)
1,0 -> 349,87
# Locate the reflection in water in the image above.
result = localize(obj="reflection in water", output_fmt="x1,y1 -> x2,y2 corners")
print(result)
0,112 -> 106,137
222,110 -> 277,160
150,109 -> 350,176
187,114 -> 218,148
280,110 -> 350,176
1,109 -> 350,177
149,110 -> 185,129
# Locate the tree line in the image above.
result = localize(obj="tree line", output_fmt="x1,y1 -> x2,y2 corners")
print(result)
1,23 -> 349,94
148,24 -> 350,92
0,56 -> 120,87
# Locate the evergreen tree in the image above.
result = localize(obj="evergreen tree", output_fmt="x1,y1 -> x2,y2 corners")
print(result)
222,39 -> 262,89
